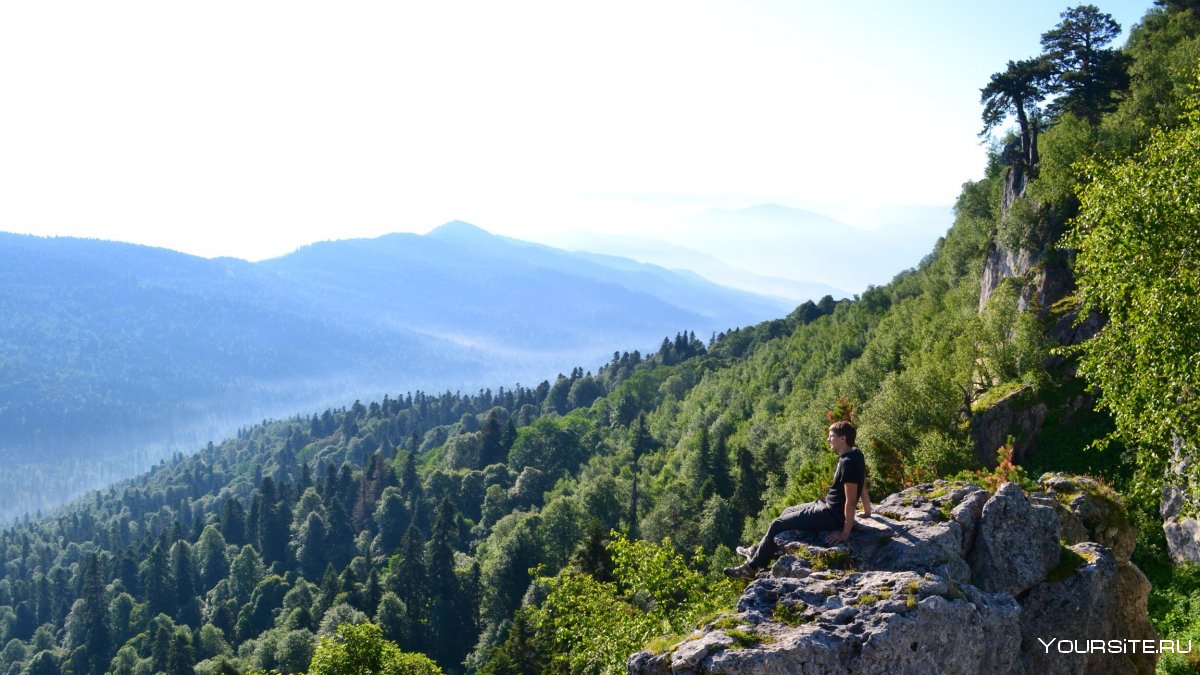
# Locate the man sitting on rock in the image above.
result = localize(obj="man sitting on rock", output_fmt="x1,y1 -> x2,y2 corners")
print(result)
724,421 -> 871,579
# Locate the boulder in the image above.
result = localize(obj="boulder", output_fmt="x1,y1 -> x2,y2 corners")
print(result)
1033,473 -> 1158,674
969,482 -> 1060,595
1040,473 -> 1134,562
1018,542 -> 1119,675
1161,437 -> 1200,564
1162,511 -> 1200,565
1113,562 -> 1158,675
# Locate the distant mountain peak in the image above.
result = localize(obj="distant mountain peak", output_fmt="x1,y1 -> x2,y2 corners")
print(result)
426,220 -> 492,239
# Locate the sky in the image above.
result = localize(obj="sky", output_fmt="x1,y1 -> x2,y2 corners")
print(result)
0,0 -> 1155,284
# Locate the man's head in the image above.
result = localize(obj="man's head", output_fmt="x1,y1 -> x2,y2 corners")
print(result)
827,421 -> 856,451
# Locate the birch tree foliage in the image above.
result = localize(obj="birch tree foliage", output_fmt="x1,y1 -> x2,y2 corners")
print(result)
1064,83 -> 1200,505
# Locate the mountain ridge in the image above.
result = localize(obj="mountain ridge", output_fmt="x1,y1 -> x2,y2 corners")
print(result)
0,224 -> 796,520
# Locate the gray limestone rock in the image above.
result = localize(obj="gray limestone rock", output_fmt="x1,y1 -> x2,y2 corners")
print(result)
950,486 -> 988,553
1163,514 -> 1200,565
1019,542 -> 1117,675
628,478 -> 1157,675
1161,437 -> 1200,564
1114,561 -> 1159,675
640,571 -> 1021,675
1040,473 -> 1135,563
669,632 -> 735,673
769,554 -> 810,579
970,482 -> 1060,595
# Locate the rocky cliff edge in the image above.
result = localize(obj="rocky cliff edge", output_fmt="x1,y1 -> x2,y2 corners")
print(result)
628,474 -> 1157,675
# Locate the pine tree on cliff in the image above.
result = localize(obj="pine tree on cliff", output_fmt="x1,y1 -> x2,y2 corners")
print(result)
981,57 -> 1052,170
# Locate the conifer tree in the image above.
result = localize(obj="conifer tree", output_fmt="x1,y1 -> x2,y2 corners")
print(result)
363,569 -> 383,620
690,426 -> 716,500
33,575 -> 51,625
501,417 -> 518,457
400,451 -> 421,501
142,541 -> 172,618
319,461 -> 338,500
1040,4 -> 1129,122
339,566 -> 363,612
480,409 -> 506,467
981,57 -> 1052,170
392,523 -> 428,653
335,464 -> 357,509
325,498 -> 356,571
426,497 -> 462,666
219,498 -> 246,547
711,432 -> 733,499
12,601 -> 34,641
731,446 -> 763,519
459,561 -> 482,645
170,541 -> 201,627
628,469 -> 640,540
296,511 -> 328,579
572,524 -> 614,582
354,453 -> 394,531
150,616 -> 173,673
71,553 -> 111,675
317,564 -> 341,618
477,608 -> 547,675
298,461 -> 313,493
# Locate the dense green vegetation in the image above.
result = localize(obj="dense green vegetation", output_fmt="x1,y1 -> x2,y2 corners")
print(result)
1,2 -> 1199,674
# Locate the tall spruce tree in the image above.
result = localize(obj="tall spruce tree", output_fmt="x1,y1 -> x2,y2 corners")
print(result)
142,539 -> 172,618
731,446 -> 763,519
426,497 -> 463,667
71,554 -> 111,675
480,409 -> 506,467
170,541 -> 201,627
392,523 -> 428,653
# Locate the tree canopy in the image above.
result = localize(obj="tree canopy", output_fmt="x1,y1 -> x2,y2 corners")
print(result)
309,622 -> 443,675
981,57 -> 1052,168
1065,83 -> 1200,505
1041,4 -> 1130,123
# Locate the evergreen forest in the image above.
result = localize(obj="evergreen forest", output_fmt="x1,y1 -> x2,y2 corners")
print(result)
2,2 -> 1200,673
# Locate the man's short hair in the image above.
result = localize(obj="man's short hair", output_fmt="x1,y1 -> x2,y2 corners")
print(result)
829,420 -> 856,447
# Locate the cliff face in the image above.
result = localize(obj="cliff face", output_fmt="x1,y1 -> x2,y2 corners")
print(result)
978,162 -> 1035,312
978,160 -> 1077,317
970,157 -> 1103,466
627,475 -> 1156,675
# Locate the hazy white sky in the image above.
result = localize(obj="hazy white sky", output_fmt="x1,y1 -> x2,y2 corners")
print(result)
0,0 -> 1152,264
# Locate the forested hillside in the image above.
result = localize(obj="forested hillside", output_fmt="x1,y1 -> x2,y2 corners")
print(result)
1,2 -> 1199,674
0,224 -> 789,523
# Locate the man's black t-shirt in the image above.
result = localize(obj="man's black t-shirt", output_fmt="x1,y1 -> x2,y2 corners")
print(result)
824,448 -> 866,524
